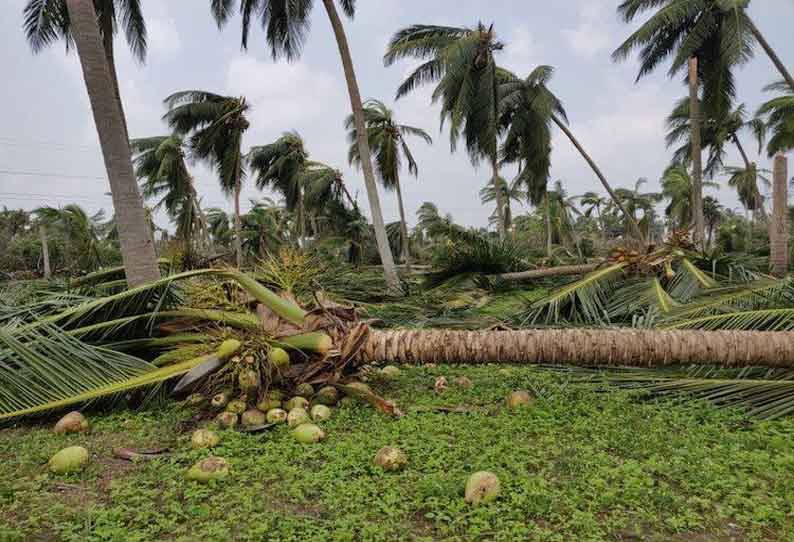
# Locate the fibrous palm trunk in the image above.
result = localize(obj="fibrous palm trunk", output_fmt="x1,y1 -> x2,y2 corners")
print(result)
393,173 -> 411,269
233,172 -> 243,269
688,57 -> 705,249
359,329 -> 794,368
497,262 -> 600,282
491,156 -> 507,239
100,21 -> 129,144
321,0 -> 400,292
544,192 -> 553,257
771,153 -> 789,277
39,225 -> 51,279
747,17 -> 794,93
65,0 -> 159,287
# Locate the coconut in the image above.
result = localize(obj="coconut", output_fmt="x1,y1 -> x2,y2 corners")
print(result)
310,405 -> 332,422
287,407 -> 311,428
374,446 -> 408,471
185,456 -> 230,483
211,392 -> 230,409
454,376 -> 474,389
53,411 -> 89,434
345,382 -> 371,395
256,397 -> 281,411
191,429 -> 220,449
48,446 -> 89,474
238,369 -> 260,392
284,396 -> 310,411
313,386 -> 339,406
215,411 -> 238,429
241,409 -> 266,427
294,383 -> 314,398
379,366 -> 401,380
292,423 -> 326,444
268,347 -> 290,369
464,471 -> 501,505
339,397 -> 356,407
185,393 -> 206,407
505,391 -> 533,410
266,408 -> 288,424
225,399 -> 247,415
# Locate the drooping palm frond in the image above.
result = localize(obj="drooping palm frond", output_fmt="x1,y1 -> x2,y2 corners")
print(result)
424,234 -> 528,288
664,308 -> 794,331
606,277 -> 678,320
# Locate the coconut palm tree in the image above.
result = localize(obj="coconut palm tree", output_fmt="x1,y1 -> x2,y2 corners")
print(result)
163,91 -> 249,268
480,176 -> 526,235
35,205 -> 106,273
206,207 -> 233,248
209,0 -> 400,291
43,0 -> 159,286
613,0 -> 755,248
302,163 -> 356,211
384,22 -> 510,238
577,192 -> 609,242
661,165 -> 719,231
756,81 -> 794,157
23,0 -> 146,140
702,195 -> 723,247
241,199 -> 289,257
131,135 -> 207,262
345,99 -> 432,266
498,66 -> 645,244
725,164 -> 772,246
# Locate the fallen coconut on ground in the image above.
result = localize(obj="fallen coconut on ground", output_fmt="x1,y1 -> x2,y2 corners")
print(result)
313,386 -> 338,406
374,446 -> 408,471
292,423 -> 326,444
257,393 -> 282,411
191,429 -> 220,449
240,409 -> 266,428
215,411 -> 238,429
287,407 -> 311,428
294,383 -> 314,398
211,392 -> 230,409
48,446 -> 89,474
454,376 -> 473,389
284,396 -> 310,411
225,399 -> 247,415
506,391 -> 533,410
185,456 -> 229,483
379,366 -> 401,380
268,347 -> 290,369
237,369 -> 260,392
310,404 -> 332,422
53,411 -> 89,434
266,408 -> 287,423
464,471 -> 501,505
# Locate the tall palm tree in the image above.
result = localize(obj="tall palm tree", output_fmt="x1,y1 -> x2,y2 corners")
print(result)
384,22 -> 510,238
345,99 -> 432,266
302,162 -> 356,211
480,176 -> 526,235
702,195 -> 723,247
35,204 -> 106,273
613,0 -> 754,248
577,191 -> 608,243
131,135 -> 207,261
242,198 -> 288,256
23,0 -> 146,140
163,91 -> 249,268
547,180 -> 584,258
498,66 -> 645,243
756,81 -> 794,157
51,0 -> 159,286
209,0 -> 400,291
725,164 -> 771,246
661,164 -> 719,231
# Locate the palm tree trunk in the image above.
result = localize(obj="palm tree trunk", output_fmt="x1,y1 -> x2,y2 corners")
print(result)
552,116 -> 645,245
233,171 -> 243,269
298,188 -> 306,246
771,153 -> 789,277
321,0 -> 400,292
688,57 -> 705,249
39,225 -> 51,279
733,136 -> 770,230
393,173 -> 412,269
491,156 -> 507,239
65,0 -> 159,287
359,328 -> 794,368
101,22 -> 129,144
497,262 -> 600,282
544,192 -> 552,257
747,17 -> 794,93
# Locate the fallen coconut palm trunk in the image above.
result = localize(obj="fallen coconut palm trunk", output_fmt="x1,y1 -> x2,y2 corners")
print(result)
359,329 -> 794,368
496,263 -> 601,282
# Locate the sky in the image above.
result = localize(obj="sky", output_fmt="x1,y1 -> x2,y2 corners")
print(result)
1,0 -> 793,231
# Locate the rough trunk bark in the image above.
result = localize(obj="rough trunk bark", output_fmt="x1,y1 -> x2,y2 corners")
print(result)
491,156 -> 507,239
65,0 -> 159,287
233,172 -> 243,269
322,0 -> 400,292
771,153 -> 789,277
394,173 -> 411,269
39,225 -> 51,279
544,192 -> 553,257
359,328 -> 794,368
496,262 -> 601,282
747,17 -> 794,93
552,116 -> 645,245
101,26 -> 129,144
689,57 -> 705,249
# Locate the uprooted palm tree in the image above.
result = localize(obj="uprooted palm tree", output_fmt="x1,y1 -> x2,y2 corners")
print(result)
384,22 -> 510,239
210,0 -> 400,291
346,99 -> 432,266
163,90 -> 250,269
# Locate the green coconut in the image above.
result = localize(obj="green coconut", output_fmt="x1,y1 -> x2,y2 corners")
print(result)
464,471 -> 501,505
48,446 -> 89,474
225,399 -> 247,415
310,404 -> 332,422
266,408 -> 288,424
268,347 -> 290,369
185,456 -> 230,483
284,396 -> 310,411
215,411 -> 238,429
211,392 -> 231,409
53,411 -> 89,435
294,383 -> 314,399
345,382 -> 371,395
256,397 -> 281,411
185,393 -> 206,407
339,397 -> 356,407
241,409 -> 266,427
238,369 -> 260,392
505,391 -> 533,410
191,429 -> 220,449
374,446 -> 408,471
454,376 -> 474,389
287,407 -> 311,428
379,366 -> 401,380
292,423 -> 326,444
313,386 -> 339,406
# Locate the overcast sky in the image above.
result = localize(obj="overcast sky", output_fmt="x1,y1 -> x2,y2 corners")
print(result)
1,0 -> 792,231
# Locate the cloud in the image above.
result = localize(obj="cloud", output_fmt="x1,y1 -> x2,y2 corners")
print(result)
146,17 -> 182,56
501,25 -> 534,73
562,1 -> 611,58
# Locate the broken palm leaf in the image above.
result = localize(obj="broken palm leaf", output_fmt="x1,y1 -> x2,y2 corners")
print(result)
662,308 -> 794,331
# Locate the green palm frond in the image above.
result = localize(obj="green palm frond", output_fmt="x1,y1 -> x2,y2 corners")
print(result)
664,308 -> 794,331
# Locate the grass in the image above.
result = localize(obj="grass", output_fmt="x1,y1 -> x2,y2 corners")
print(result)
2,365 -> 794,542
